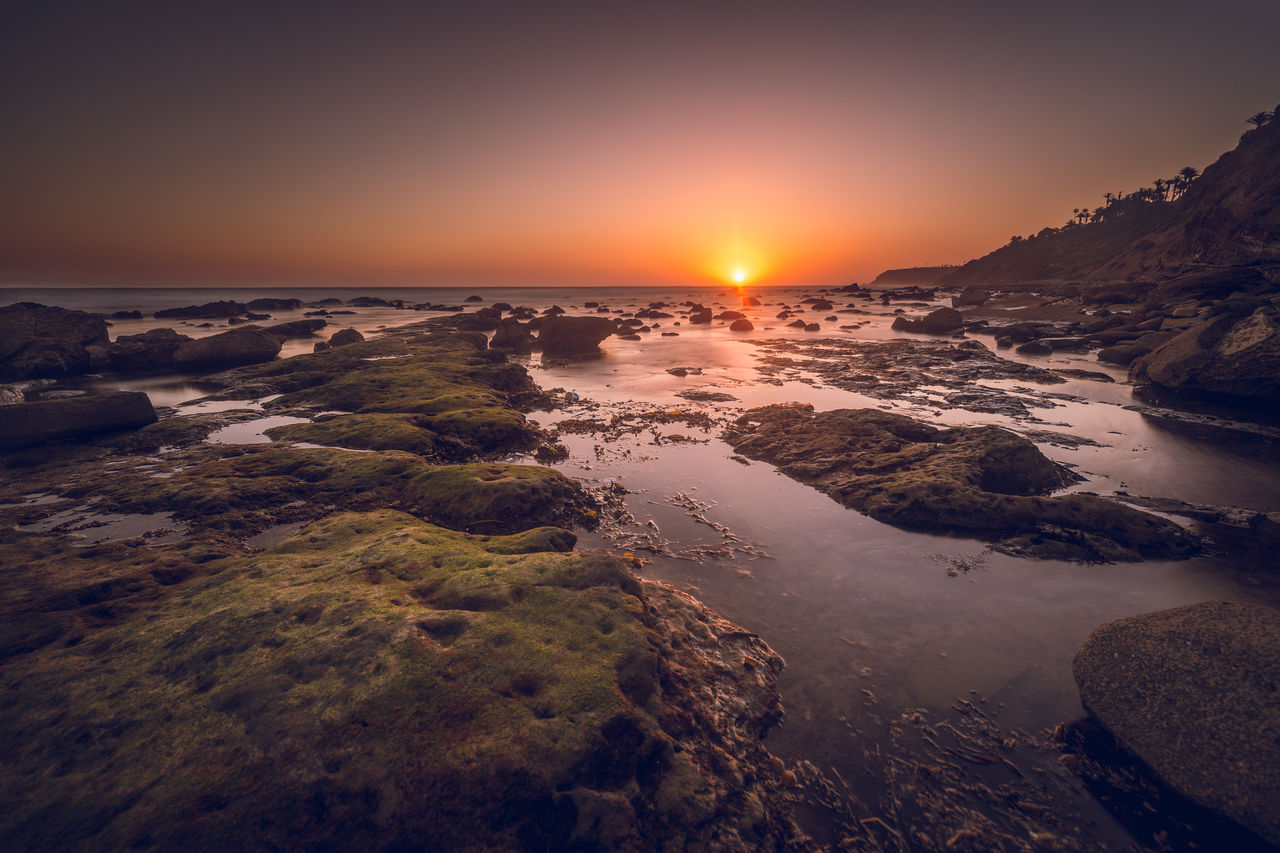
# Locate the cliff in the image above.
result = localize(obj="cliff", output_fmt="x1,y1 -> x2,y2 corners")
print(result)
942,118 -> 1280,287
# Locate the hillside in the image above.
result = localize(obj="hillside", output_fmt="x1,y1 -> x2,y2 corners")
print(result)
871,265 -> 960,285
942,117 -> 1280,287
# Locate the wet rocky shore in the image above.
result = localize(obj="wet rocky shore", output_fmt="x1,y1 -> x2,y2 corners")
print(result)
2,277 -> 1279,851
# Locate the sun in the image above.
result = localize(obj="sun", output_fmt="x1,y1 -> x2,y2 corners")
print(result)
732,269 -> 746,283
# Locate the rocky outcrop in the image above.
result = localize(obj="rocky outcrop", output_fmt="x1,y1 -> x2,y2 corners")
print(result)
0,302 -> 109,380
0,391 -> 156,448
172,328 -> 282,371
1130,307 -> 1280,401
154,300 -> 248,319
1073,601 -> 1280,845
537,316 -> 616,357
108,328 -> 194,372
872,266 -> 960,285
725,405 -> 1196,561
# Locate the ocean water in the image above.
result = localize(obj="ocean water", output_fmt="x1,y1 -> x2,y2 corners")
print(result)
6,283 -> 1279,848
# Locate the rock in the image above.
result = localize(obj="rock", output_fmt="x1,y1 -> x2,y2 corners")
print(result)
348,296 -> 392,307
729,319 -> 754,332
328,328 -> 365,347
891,307 -> 964,335
537,316 -> 616,357
172,328 -> 283,371
489,318 -> 535,353
714,310 -> 746,321
1074,602 -> 1280,845
0,302 -> 111,381
262,319 -> 327,338
109,328 -> 195,372
464,295 -> 484,302
689,307 -> 712,324
110,310 -> 143,320
1097,344 -> 1151,366
154,300 -> 247,319
313,341 -> 330,352
804,323 -> 820,332
491,302 -> 512,312
951,286 -> 989,307
1016,340 -> 1052,355
1131,308 -> 1280,401
246,298 -> 304,311
0,391 -> 156,448
743,295 -> 761,306
726,405 -> 1195,561
809,299 -> 834,311
787,319 -> 807,328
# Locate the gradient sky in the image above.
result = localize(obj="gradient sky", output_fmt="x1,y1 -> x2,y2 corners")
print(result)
2,0 -> 1278,287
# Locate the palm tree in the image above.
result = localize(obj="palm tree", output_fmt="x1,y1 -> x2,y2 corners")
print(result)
1153,178 -> 1168,202
1246,111 -> 1273,129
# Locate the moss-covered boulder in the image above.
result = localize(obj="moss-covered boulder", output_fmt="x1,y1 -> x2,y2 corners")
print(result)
0,511 -> 801,851
726,405 -> 1197,561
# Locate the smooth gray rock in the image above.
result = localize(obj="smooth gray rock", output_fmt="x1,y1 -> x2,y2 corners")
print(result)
1074,601 -> 1280,844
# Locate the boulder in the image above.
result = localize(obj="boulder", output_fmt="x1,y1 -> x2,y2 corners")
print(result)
348,296 -> 392,307
1131,308 -> 1280,401
489,318 -> 535,353
891,307 -> 964,335
262,319 -> 327,338
246,298 -> 304,311
537,316 -> 616,357
729,318 -> 754,332
172,328 -> 283,371
109,328 -> 195,373
1074,602 -> 1280,845
464,294 -> 484,302
714,310 -> 746,321
0,391 -> 157,448
808,299 -> 834,311
951,286 -> 989,307
154,301 -> 247,319
743,295 -> 761,306
110,310 -> 143,320
1015,340 -> 1052,355
0,302 -> 110,381
1097,344 -> 1151,366
327,328 -> 365,347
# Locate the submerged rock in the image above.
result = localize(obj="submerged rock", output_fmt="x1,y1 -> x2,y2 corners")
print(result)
1073,601 -> 1280,845
725,405 -> 1196,561
0,391 -> 156,448
172,328 -> 283,371
729,318 -> 754,332
0,302 -> 110,381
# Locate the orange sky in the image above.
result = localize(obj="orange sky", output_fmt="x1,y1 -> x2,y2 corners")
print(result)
2,1 -> 1278,287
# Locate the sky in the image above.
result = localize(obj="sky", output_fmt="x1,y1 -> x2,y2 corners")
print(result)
1,0 -> 1278,287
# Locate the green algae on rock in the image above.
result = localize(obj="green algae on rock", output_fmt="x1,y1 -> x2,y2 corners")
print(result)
725,404 -> 1197,561
0,511 -> 803,851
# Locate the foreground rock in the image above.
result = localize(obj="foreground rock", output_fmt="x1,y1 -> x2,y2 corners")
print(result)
172,328 -> 283,371
1131,306 -> 1280,402
0,511 -> 802,851
890,306 -> 964,335
726,405 -> 1196,561
537,315 -> 616,357
0,391 -> 156,448
1073,601 -> 1280,845
0,302 -> 109,380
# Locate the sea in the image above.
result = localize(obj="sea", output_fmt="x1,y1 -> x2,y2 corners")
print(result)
5,283 -> 1279,849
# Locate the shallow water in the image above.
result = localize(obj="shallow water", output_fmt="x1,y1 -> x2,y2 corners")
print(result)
10,283 -> 1280,848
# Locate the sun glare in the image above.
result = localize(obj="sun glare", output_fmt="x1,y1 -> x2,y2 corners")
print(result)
733,269 -> 746,283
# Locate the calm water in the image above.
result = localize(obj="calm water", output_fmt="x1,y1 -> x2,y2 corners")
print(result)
8,284 -> 1280,849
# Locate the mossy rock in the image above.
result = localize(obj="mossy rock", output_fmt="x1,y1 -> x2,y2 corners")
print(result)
91,447 -> 594,536
264,413 -> 467,458
727,405 -> 1197,561
0,511 -> 799,851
